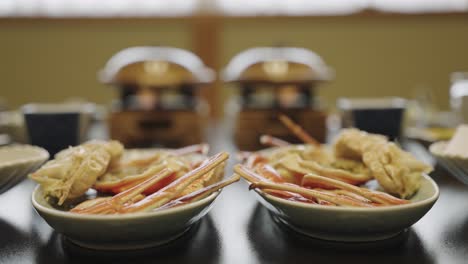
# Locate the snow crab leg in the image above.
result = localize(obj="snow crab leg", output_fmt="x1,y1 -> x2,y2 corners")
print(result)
71,168 -> 174,214
236,164 -> 391,208
93,163 -> 171,194
171,143 -> 209,156
301,173 -> 410,205
234,164 -> 350,206
260,134 -> 291,147
72,152 -> 229,214
278,114 -> 320,146
157,174 -> 241,210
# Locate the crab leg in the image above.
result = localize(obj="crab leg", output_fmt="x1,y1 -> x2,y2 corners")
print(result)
256,164 -> 286,183
301,173 -> 410,205
260,135 -> 291,147
157,174 -> 241,210
121,152 -> 229,213
71,168 -> 174,214
94,163 -> 168,193
234,164 -> 341,205
236,151 -> 253,162
299,160 -> 372,185
171,143 -> 209,156
262,189 -> 317,204
279,114 -> 320,146
250,180 -> 374,207
116,143 -> 209,169
245,153 -> 268,168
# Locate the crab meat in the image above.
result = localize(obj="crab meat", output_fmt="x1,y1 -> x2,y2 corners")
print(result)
94,156 -> 190,194
235,164 -> 410,207
301,173 -> 409,205
93,144 -> 210,195
260,134 -> 291,147
157,174 -> 240,210
71,152 -> 229,214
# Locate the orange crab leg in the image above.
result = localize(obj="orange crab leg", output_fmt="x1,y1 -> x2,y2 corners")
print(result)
245,154 -> 268,168
157,174 -> 241,210
236,164 -> 373,207
171,143 -> 209,156
299,160 -> 371,185
121,152 -> 229,213
262,189 -> 317,204
250,181 -> 375,208
234,164 -> 314,204
260,134 -> 291,147
71,168 -> 174,214
256,164 -> 286,183
115,144 -> 209,170
301,173 -> 410,205
94,163 -> 174,194
279,114 -> 320,146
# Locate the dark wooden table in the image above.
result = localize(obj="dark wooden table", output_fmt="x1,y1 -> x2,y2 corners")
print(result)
1,121 -> 468,264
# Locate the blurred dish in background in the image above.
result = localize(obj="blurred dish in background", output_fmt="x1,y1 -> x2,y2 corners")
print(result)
0,110 -> 28,144
100,46 -> 215,148
337,97 -> 406,140
450,72 -> 468,124
223,46 -> 334,150
0,144 -> 48,195
430,125 -> 468,185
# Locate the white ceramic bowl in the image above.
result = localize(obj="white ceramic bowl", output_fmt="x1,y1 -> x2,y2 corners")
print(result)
253,174 -> 439,242
0,144 -> 49,194
32,186 -> 220,250
430,141 -> 468,184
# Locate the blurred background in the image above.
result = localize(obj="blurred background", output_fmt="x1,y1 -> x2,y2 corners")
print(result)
1,0 -> 468,149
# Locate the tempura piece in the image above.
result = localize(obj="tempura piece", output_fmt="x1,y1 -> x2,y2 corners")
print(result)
30,140 -> 123,204
363,142 -> 432,198
334,128 -> 387,161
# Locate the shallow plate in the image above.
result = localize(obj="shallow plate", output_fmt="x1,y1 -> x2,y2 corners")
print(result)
0,145 -> 49,194
253,174 -> 439,242
32,186 -> 220,250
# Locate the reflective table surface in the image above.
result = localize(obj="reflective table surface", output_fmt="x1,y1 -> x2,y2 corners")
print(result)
1,121 -> 468,264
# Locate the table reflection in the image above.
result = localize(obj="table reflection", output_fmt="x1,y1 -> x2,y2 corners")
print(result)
247,203 -> 435,264
33,216 -> 221,264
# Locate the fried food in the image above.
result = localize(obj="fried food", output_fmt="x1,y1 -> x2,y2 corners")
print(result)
30,140 -> 123,205
30,142 -> 238,214
333,128 -> 433,198
333,128 -> 387,161
238,115 -> 433,205
363,142 -> 432,198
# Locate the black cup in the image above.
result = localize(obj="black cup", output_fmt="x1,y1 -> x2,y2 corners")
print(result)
22,104 -> 92,157
338,97 -> 406,140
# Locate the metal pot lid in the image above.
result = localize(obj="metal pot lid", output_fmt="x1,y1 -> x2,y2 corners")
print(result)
222,47 -> 334,84
99,46 -> 215,87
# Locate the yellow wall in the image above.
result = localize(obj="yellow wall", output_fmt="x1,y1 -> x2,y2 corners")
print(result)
0,19 -> 191,108
1,15 -> 467,112
222,15 -> 468,111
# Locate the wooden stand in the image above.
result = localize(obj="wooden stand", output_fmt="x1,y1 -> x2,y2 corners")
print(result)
109,110 -> 205,148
